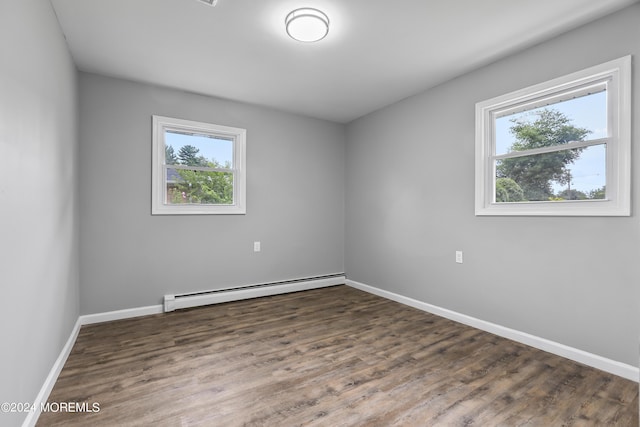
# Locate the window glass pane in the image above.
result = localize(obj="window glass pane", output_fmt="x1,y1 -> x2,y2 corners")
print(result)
166,169 -> 234,205
495,144 -> 606,202
495,91 -> 607,156
164,130 -> 233,168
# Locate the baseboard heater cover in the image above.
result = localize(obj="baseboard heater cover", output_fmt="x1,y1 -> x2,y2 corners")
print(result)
164,274 -> 345,312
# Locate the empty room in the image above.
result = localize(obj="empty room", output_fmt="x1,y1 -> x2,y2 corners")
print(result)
1,0 -> 639,426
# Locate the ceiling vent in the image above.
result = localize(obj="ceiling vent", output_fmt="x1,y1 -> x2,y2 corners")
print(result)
197,0 -> 218,6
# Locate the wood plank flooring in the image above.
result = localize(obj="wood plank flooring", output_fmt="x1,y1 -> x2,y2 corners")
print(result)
38,285 -> 638,426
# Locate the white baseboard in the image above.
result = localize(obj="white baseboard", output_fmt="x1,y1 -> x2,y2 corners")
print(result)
21,318 -> 82,427
80,304 -> 164,325
346,279 -> 639,382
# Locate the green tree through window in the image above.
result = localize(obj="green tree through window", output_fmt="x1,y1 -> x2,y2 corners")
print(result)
496,109 -> 604,202
167,144 -> 233,205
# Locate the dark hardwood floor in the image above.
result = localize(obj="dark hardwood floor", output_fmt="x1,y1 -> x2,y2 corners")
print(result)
38,285 -> 638,426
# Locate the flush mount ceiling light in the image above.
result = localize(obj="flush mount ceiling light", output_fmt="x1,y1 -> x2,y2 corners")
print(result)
285,8 -> 329,42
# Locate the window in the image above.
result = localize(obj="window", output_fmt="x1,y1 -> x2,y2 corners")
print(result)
152,115 -> 246,215
475,56 -> 631,216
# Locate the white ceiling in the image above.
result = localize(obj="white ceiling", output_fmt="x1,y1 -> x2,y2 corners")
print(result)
50,0 -> 637,123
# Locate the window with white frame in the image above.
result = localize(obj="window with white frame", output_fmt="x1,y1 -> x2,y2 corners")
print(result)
152,115 -> 246,215
475,56 -> 631,216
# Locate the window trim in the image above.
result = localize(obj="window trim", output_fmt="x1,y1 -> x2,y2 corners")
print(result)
152,115 -> 246,215
475,56 -> 631,216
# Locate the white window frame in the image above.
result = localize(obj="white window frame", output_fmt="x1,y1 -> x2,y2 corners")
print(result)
475,56 -> 631,216
152,115 -> 246,215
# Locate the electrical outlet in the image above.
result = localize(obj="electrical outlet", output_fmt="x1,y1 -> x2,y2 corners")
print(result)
254,241 -> 261,252
455,251 -> 463,264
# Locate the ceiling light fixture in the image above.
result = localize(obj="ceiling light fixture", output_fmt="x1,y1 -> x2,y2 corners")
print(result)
285,8 -> 329,42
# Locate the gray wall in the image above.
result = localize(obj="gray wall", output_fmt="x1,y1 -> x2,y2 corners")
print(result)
345,4 -> 640,366
78,73 -> 345,314
0,1 -> 80,426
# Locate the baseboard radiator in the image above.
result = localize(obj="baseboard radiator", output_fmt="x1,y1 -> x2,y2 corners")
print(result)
163,273 -> 345,312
